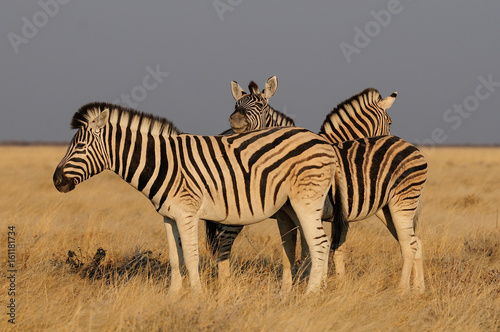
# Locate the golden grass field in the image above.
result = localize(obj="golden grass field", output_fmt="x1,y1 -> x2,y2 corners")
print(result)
1,145 -> 499,331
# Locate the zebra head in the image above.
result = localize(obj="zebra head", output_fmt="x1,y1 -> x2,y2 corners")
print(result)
53,104 -> 111,193
229,76 -> 278,133
319,88 -> 397,142
377,91 -> 396,132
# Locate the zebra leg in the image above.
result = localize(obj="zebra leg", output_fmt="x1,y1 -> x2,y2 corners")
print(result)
205,220 -> 220,257
412,199 -> 425,293
275,206 -> 299,293
205,220 -> 243,282
413,237 -> 425,293
176,215 -> 203,294
164,217 -> 184,296
377,206 -> 424,293
330,219 -> 348,278
217,225 -> 244,282
375,207 -> 398,240
388,205 -> 421,293
290,202 -> 330,294
296,230 -> 311,279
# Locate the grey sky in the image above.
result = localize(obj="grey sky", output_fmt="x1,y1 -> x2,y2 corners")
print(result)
1,0 -> 499,144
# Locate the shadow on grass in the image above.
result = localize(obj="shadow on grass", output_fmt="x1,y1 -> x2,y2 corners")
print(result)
62,247 -> 286,286
65,247 -> 171,283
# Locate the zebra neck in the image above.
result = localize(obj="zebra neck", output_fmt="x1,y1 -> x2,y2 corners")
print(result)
107,125 -> 179,200
266,106 -> 295,127
320,89 -> 387,141
321,109 -> 378,142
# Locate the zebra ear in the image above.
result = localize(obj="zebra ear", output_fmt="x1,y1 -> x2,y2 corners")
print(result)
262,76 -> 278,99
378,91 -> 397,110
91,109 -> 110,130
231,81 -> 247,101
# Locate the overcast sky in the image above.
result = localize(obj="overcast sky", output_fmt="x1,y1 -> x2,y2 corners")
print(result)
1,0 -> 499,145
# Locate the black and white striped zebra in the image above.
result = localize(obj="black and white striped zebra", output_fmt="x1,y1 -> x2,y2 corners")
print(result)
229,76 -> 295,133
53,102 -> 347,294
208,80 -> 427,293
319,87 -> 396,142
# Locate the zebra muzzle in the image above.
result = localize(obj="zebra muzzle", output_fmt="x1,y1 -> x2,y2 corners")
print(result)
229,108 -> 248,133
53,165 -> 76,193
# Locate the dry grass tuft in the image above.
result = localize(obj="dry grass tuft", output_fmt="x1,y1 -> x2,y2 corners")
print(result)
1,146 -> 500,331
454,194 -> 481,208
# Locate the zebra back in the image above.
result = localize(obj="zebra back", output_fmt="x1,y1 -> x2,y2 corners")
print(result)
319,88 -> 396,143
55,103 -> 338,220
332,135 -> 427,221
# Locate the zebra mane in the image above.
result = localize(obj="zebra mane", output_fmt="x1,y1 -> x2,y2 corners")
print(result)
248,81 -> 260,95
320,88 -> 382,132
71,102 -> 182,136
267,106 -> 295,126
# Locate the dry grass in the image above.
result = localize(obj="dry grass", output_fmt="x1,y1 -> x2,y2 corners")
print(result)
0,145 -> 499,331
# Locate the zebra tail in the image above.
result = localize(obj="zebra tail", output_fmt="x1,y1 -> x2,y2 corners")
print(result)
413,195 -> 423,233
330,168 -> 349,252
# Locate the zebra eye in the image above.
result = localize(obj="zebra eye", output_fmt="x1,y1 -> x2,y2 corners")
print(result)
75,143 -> 85,149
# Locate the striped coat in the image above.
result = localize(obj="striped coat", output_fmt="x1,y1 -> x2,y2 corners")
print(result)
53,103 -> 347,294
209,79 -> 427,293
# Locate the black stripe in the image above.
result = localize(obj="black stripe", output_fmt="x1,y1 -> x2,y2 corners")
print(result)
193,136 -> 218,192
273,162 -> 331,205
354,140 -> 366,217
158,138 -> 179,211
149,135 -> 168,199
138,133 -> 156,192
248,128 -> 308,166
204,136 -> 229,218
114,118 -> 122,175
216,138 -> 240,217
394,178 -> 427,197
87,147 -> 98,175
232,141 -> 253,216
177,137 -> 202,194
393,161 -> 427,188
340,102 -> 366,138
378,145 -> 418,208
185,136 -> 213,201
126,125 -> 143,183
259,138 -> 329,211
335,141 -> 354,216
105,123 -> 114,169
121,126 -> 132,178
368,137 -> 398,210
335,121 -> 352,142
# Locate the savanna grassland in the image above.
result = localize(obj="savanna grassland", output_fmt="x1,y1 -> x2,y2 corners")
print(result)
0,145 -> 499,331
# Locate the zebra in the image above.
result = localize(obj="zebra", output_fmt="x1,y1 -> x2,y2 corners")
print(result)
319,87 -> 396,143
229,76 -> 295,133
207,79 -> 427,293
53,102 -> 347,295
205,76 -> 295,281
